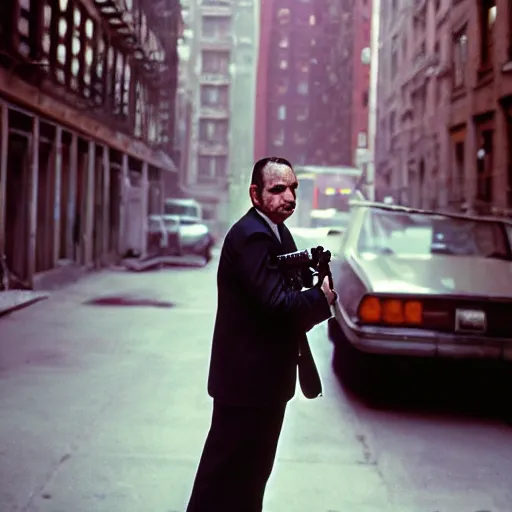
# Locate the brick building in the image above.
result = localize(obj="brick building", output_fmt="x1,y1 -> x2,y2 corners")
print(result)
254,0 -> 369,169
375,0 -> 512,215
0,0 -> 181,289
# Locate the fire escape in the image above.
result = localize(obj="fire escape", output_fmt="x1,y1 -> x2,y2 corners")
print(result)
93,0 -> 178,155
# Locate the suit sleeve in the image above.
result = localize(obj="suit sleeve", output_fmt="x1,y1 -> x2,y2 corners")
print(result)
236,232 -> 332,330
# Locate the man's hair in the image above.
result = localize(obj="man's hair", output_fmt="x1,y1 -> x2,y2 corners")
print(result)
251,156 -> 293,192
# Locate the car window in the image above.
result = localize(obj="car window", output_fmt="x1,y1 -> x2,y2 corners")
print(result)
357,209 -> 511,260
163,218 -> 178,228
164,201 -> 201,218
180,218 -> 198,226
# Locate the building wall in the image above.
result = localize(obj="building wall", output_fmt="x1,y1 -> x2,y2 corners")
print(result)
375,0 -> 512,215
254,0 -> 365,169
351,0 -> 372,172
253,0 -> 273,163
0,0 -> 181,288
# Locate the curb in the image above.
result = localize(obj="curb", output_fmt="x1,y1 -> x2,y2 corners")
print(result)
0,292 -> 49,318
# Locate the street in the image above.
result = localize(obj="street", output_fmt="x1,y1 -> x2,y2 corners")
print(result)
1,253 -> 512,512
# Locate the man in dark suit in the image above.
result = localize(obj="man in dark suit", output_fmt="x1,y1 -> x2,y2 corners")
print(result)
186,157 -> 337,512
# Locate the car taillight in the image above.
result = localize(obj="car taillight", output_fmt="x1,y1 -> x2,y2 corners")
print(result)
358,295 -> 423,326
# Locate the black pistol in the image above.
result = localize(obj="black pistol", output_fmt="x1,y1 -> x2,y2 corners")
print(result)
275,246 -> 334,291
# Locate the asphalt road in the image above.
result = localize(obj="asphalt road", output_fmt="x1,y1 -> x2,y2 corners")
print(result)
0,251 -> 511,512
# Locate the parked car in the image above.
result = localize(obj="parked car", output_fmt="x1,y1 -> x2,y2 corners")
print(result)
147,215 -> 180,257
164,197 -> 202,219
328,200 -> 512,392
177,216 -> 215,262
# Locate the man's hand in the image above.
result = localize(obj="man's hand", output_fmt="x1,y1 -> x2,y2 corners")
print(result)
320,275 -> 337,305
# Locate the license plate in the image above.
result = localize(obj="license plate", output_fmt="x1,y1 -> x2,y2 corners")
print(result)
455,309 -> 487,333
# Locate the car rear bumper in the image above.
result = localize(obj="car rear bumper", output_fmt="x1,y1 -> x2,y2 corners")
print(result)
333,304 -> 512,361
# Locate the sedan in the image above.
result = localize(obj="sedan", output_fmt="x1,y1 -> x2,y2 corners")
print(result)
327,200 -> 512,392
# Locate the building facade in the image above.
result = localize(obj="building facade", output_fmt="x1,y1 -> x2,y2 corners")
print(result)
226,0 -> 259,226
179,0 -> 259,236
254,0 -> 370,170
375,0 -> 512,215
351,0 -> 372,173
0,0 -> 181,289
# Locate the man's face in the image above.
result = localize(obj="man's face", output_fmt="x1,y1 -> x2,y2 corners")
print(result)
250,163 -> 298,223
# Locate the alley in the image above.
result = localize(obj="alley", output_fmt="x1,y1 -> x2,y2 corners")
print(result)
1,254 -> 512,512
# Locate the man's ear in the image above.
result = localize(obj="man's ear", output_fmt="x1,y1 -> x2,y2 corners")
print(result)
249,184 -> 260,206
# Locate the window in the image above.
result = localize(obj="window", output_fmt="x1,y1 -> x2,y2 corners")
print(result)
275,78 -> 288,94
357,209 -> 510,260
362,90 -> 369,107
199,120 -> 228,143
202,16 -> 230,40
201,50 -> 230,74
296,105 -> 308,121
297,81 -> 308,95
278,35 -> 289,48
279,59 -> 288,69
480,0 -> 496,67
296,58 -> 309,73
453,30 -> 468,88
200,85 -> 228,107
277,8 -> 290,24
476,129 -> 494,203
272,127 -> 285,147
293,131 -> 308,145
453,141 -> 465,204
277,105 -> 286,120
198,156 -> 227,181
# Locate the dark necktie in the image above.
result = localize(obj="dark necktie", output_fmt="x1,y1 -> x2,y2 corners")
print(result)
277,223 -> 285,245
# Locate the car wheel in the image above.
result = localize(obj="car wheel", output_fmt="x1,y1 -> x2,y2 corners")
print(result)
203,245 -> 212,263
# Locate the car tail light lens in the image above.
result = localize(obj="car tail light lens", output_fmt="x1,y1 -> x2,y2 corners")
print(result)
358,295 -> 423,326
358,296 -> 381,323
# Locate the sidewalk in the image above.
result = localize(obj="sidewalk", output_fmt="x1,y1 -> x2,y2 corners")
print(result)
0,290 -> 49,317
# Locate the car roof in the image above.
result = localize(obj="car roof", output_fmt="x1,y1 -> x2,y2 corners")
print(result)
350,200 -> 512,225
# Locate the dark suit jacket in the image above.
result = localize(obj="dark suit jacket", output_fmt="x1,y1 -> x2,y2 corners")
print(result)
207,207 -> 332,406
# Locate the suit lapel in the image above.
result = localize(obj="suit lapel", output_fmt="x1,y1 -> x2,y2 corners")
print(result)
278,223 -> 297,253
249,207 -> 281,245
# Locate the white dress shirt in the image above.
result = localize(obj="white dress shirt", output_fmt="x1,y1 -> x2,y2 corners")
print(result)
255,208 -> 281,243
